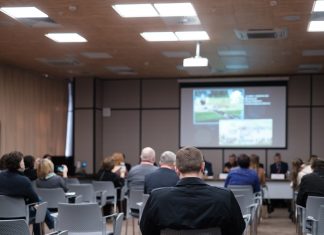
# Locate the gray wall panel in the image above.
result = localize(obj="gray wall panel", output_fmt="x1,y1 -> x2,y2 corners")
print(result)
312,108 -> 324,157
75,78 -> 94,108
288,75 -> 310,106
312,75 -> 324,106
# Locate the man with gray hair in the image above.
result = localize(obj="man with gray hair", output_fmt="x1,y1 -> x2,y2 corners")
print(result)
144,151 -> 179,194
127,147 -> 158,190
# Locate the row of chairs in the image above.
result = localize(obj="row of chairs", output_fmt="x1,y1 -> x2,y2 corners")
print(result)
296,196 -> 324,235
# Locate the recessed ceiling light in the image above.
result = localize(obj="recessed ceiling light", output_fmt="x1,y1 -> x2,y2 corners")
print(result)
81,52 -> 112,59
217,50 -> 247,56
302,49 -> 324,56
313,1 -> 324,12
0,7 -> 48,18
226,64 -> 249,70
183,57 -> 208,67
154,3 -> 197,17
175,31 -> 210,41
112,4 -> 158,17
140,32 -> 178,41
307,21 -> 324,32
45,33 -> 87,43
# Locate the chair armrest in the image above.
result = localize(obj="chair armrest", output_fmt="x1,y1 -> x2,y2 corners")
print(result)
46,230 -> 68,235
296,205 -> 306,232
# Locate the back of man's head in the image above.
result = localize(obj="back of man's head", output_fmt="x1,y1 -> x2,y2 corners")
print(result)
311,158 -> 324,172
140,147 -> 156,163
176,146 -> 203,174
6,151 -> 24,171
159,151 -> 176,165
237,154 -> 250,169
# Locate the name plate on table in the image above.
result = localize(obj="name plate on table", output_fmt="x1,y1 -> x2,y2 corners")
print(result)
219,173 -> 228,180
271,173 -> 285,180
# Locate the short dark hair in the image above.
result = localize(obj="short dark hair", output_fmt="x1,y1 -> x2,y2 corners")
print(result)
237,154 -> 250,168
102,156 -> 115,171
24,155 -> 35,169
5,151 -> 24,171
176,146 -> 203,173
0,154 -> 10,170
311,159 -> 324,172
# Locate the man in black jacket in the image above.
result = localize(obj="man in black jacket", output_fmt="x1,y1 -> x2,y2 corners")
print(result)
297,158 -> 324,207
140,146 -> 245,235
0,151 -> 54,235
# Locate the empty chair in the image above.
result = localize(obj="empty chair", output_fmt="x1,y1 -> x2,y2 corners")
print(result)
307,205 -> 324,235
36,188 -> 68,211
92,181 -> 117,211
161,227 -> 221,235
56,203 -> 110,235
0,195 -> 30,222
0,219 -> 31,235
68,184 -> 97,203
297,196 -> 324,234
107,213 -> 124,235
125,189 -> 144,235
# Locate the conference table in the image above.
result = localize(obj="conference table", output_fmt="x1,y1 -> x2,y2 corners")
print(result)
205,179 -> 293,199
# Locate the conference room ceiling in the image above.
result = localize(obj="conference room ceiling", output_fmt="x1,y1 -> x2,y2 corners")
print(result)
0,0 -> 322,79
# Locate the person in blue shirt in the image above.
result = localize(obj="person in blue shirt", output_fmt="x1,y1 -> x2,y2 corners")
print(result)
224,154 -> 260,193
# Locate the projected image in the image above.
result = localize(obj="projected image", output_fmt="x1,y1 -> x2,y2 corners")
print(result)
193,89 -> 244,124
219,119 -> 273,146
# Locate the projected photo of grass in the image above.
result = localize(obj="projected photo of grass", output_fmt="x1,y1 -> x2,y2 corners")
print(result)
193,89 -> 244,124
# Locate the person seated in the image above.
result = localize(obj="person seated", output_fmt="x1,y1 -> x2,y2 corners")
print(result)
250,154 -> 266,187
290,158 -> 304,192
223,154 -> 238,173
224,154 -> 260,193
36,158 -> 68,192
270,153 -> 288,174
297,155 -> 318,185
140,146 -> 245,235
96,156 -> 125,187
0,151 -> 54,235
111,152 -> 128,177
203,157 -> 214,178
24,155 -> 37,181
127,147 -> 158,190
144,151 -> 179,194
296,158 -> 324,207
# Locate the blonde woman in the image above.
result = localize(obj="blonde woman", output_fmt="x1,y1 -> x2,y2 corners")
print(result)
250,154 -> 266,187
36,158 -> 68,192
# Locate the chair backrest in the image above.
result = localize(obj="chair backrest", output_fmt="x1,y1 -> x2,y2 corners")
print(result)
57,203 -> 105,234
128,189 -> 144,211
317,205 -> 324,235
65,177 -> 80,185
305,196 -> 324,220
35,188 -> 67,209
34,201 -> 48,223
68,184 -> 96,203
0,219 -> 30,235
234,194 -> 247,215
230,188 -> 254,205
139,194 -> 150,221
113,213 -> 124,235
92,181 -> 116,199
0,195 -> 29,222
161,227 -> 221,235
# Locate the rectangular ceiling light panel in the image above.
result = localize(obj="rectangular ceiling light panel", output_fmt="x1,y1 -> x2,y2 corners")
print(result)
313,1 -> 324,12
154,3 -> 197,17
140,32 -> 178,41
0,7 -> 48,18
175,31 -> 210,41
45,33 -> 87,43
308,21 -> 324,31
112,4 -> 158,17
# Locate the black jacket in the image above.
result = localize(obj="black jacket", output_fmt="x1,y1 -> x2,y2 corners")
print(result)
140,177 -> 245,235
296,171 -> 324,207
270,161 -> 289,174
144,167 -> 179,194
0,170 -> 39,204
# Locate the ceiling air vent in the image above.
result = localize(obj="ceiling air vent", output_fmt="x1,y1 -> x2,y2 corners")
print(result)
234,28 -> 288,40
37,58 -> 81,66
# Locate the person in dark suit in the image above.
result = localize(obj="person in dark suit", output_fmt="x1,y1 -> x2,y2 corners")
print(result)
144,151 -> 179,194
296,158 -> 324,207
0,151 -> 54,235
270,153 -> 289,174
140,146 -> 245,235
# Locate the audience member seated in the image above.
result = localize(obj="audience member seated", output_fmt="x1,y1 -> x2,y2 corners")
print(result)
140,146 -> 245,235
296,158 -> 324,207
250,154 -> 266,187
0,153 -> 9,171
203,157 -> 214,178
297,155 -> 318,185
36,158 -> 68,192
127,147 -> 158,190
144,151 -> 179,194
111,152 -> 128,177
223,154 -> 238,173
270,153 -> 288,174
0,151 -> 54,235
224,154 -> 260,193
290,158 -> 304,192
24,155 -> 37,181
96,156 -> 125,187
